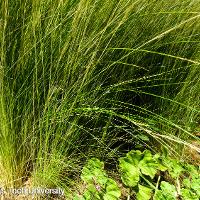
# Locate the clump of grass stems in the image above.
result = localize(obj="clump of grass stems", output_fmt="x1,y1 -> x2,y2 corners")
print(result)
0,0 -> 200,197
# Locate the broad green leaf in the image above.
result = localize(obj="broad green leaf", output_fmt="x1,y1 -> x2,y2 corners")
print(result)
160,181 -> 177,196
119,150 -> 142,187
81,158 -> 122,200
157,162 -> 167,172
87,158 -> 104,169
119,150 -> 163,186
103,178 -> 121,200
170,159 -> 183,178
162,157 -> 184,178
81,167 -> 107,185
119,158 -> 140,187
153,182 -> 177,200
181,189 -> 199,200
126,150 -> 143,165
153,190 -> 176,200
103,194 -> 119,200
191,178 -> 200,196
184,164 -> 199,178
183,173 -> 200,197
153,191 -> 165,200
137,185 -> 152,200
154,154 -> 167,172
81,158 -> 108,185
83,184 -> 101,200
139,150 -> 158,179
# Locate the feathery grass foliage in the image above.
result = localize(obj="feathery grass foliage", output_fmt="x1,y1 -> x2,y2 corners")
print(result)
0,0 -> 200,196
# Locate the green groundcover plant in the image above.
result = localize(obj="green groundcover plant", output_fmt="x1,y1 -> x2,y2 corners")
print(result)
74,150 -> 200,200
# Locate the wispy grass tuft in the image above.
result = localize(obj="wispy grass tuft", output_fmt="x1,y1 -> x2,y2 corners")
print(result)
0,0 -> 200,197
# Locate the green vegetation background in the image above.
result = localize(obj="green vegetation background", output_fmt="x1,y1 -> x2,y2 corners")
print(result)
0,0 -> 200,198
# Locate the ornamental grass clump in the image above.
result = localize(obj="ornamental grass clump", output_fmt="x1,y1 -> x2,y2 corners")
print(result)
0,0 -> 200,197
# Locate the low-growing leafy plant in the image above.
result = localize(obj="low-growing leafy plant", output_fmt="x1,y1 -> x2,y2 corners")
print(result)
75,150 -> 200,200
119,150 -> 166,185
74,158 -> 121,200
154,181 -> 177,200
119,150 -> 166,199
